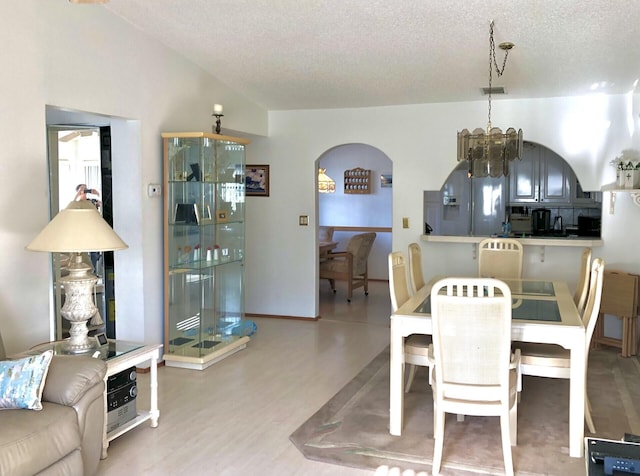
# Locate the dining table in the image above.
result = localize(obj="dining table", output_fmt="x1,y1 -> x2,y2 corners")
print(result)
389,276 -> 587,458
319,240 -> 338,256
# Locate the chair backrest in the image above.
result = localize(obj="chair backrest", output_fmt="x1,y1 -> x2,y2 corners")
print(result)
573,247 -> 592,314
478,238 -> 523,279
346,233 -> 376,275
388,252 -> 410,312
319,226 -> 334,242
582,257 -> 605,352
430,278 -> 512,392
408,242 -> 425,295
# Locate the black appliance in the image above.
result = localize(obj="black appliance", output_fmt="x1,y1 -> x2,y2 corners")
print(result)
532,209 -> 551,235
578,216 -> 601,237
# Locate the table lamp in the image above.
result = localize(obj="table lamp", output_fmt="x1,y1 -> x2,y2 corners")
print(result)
27,200 -> 128,353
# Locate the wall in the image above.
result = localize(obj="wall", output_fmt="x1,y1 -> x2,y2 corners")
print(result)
245,94 -> 640,321
0,1 -> 267,354
318,143 -> 392,280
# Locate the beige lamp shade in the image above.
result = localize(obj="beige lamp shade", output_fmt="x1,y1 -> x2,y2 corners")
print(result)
27,200 -> 128,253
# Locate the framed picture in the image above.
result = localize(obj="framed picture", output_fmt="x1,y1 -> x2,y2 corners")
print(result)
174,203 -> 198,224
245,164 -> 270,197
196,204 -> 213,225
215,209 -> 228,223
381,174 -> 392,188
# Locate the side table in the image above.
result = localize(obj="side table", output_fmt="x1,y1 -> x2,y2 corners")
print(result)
27,339 -> 162,458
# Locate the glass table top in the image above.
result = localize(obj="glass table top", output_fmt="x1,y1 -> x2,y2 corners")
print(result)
31,339 -> 143,362
502,279 -> 555,297
414,295 -> 561,322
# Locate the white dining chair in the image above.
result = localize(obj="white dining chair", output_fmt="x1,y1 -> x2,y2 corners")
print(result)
517,257 -> 605,434
478,237 -> 523,279
388,251 -> 431,393
574,247 -> 592,315
408,242 -> 426,295
429,277 -> 521,476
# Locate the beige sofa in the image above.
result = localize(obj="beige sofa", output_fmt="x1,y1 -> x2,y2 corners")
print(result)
0,334 -> 107,476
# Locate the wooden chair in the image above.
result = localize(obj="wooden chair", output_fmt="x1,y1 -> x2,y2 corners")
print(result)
388,251 -> 431,393
320,232 -> 376,302
429,277 -> 521,476
408,242 -> 426,295
478,238 -> 523,279
518,257 -> 605,434
593,270 -> 639,357
574,248 -> 592,315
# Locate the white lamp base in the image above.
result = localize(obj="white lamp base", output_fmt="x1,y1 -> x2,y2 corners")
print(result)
60,255 -> 99,354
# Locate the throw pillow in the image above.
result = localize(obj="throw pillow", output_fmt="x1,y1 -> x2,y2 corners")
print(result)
0,350 -> 54,410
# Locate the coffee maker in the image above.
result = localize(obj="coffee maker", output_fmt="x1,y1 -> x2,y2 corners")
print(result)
532,209 -> 551,235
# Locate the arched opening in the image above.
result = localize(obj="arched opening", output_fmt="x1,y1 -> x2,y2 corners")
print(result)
315,143 -> 393,306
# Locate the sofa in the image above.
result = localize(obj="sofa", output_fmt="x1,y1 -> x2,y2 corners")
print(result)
0,333 -> 107,476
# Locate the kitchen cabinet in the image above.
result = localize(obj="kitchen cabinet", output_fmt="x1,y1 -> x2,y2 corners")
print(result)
161,132 -> 250,370
509,144 -> 571,204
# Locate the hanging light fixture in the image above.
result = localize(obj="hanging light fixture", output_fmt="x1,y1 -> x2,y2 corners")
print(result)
457,20 -> 523,178
318,168 -> 336,193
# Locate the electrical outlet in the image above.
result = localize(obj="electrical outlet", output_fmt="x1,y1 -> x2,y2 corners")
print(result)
299,215 -> 309,226
402,217 -> 409,228
148,184 -> 162,197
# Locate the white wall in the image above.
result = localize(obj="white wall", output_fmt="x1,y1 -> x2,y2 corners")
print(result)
245,94 -> 640,321
0,0 -> 267,355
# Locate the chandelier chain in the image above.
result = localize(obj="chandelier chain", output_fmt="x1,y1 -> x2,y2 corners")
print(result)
487,20 -> 510,131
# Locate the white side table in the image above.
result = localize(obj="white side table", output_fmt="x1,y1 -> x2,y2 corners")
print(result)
28,339 -> 162,458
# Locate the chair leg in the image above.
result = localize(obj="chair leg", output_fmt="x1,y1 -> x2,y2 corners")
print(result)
585,396 -> 596,434
329,279 -> 336,293
499,413 -> 515,476
432,408 -> 445,476
405,364 -> 417,393
364,269 -> 369,296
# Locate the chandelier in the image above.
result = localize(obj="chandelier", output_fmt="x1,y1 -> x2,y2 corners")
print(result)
457,21 -> 523,178
318,168 -> 336,193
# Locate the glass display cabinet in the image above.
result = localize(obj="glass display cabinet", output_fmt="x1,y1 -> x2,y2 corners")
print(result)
162,132 -> 251,370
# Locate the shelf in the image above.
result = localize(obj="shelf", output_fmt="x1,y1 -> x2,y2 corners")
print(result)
600,183 -> 640,213
344,167 -> 371,194
107,411 -> 153,442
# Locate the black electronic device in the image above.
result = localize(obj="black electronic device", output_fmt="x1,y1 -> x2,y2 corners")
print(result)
94,333 -> 108,347
587,438 -> 640,476
106,366 -> 137,432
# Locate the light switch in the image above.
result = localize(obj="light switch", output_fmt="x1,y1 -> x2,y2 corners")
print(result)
299,215 -> 309,226
402,217 -> 409,228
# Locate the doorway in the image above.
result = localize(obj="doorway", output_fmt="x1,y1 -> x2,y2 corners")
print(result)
46,124 -> 116,340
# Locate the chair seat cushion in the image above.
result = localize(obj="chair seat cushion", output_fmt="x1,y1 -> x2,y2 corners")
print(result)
517,342 -> 569,368
405,334 -> 432,356
0,402 -> 81,476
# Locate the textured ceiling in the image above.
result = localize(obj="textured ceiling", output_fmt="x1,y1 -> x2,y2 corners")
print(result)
104,0 -> 640,110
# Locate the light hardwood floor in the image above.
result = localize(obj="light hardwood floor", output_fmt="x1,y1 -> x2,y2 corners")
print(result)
97,281 -> 392,476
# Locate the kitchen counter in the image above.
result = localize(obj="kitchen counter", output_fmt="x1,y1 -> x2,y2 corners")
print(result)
421,234 -> 603,247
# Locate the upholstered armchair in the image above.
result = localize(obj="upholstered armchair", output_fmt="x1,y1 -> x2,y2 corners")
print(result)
319,232 -> 376,302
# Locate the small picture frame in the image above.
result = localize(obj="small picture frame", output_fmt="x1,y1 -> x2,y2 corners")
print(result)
174,203 -> 198,224
381,174 -> 392,188
216,210 -> 229,223
245,164 -> 270,197
196,204 -> 213,225
94,333 -> 108,347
